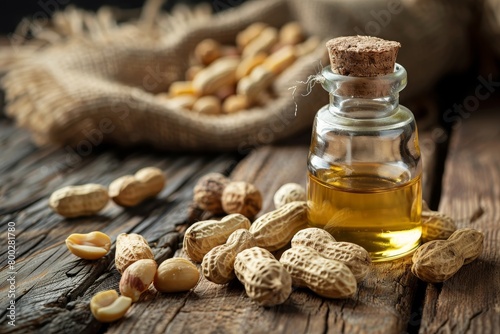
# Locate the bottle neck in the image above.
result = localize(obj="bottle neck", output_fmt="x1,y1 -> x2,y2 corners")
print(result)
320,63 -> 407,119
329,93 -> 400,119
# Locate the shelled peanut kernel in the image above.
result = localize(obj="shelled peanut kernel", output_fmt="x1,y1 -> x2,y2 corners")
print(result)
66,231 -> 111,260
90,290 -> 132,323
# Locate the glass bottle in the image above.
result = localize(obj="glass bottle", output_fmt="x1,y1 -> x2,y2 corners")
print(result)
307,64 -> 422,262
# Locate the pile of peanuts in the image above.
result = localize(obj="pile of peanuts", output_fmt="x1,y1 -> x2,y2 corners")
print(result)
156,22 -> 320,115
186,173 -> 483,306
49,169 -> 484,322
187,177 -> 370,306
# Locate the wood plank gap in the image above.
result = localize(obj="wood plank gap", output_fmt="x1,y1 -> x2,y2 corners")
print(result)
427,128 -> 451,211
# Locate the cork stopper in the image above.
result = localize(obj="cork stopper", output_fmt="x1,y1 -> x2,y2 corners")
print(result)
326,36 -> 400,77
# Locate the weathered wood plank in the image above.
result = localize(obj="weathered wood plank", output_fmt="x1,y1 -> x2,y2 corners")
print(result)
0,117 -> 236,260
418,108 -> 500,334
0,122 -> 241,333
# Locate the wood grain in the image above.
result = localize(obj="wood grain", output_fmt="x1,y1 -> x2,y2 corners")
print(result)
0,120 -> 240,333
418,108 -> 500,334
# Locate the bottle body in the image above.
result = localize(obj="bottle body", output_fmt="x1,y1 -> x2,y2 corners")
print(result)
307,65 -> 422,261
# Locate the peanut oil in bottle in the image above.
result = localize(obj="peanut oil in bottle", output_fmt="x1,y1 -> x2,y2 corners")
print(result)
308,164 -> 422,260
307,63 -> 422,261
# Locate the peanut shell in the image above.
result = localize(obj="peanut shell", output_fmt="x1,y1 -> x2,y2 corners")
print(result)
234,247 -> 292,306
202,229 -> 257,284
280,246 -> 357,299
249,201 -> 307,251
291,228 -> 371,282
183,213 -> 251,262
115,233 -> 154,274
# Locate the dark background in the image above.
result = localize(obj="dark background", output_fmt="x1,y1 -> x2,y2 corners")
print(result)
0,0 -> 245,34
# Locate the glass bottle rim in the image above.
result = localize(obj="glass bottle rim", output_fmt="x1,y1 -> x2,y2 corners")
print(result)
320,63 -> 407,97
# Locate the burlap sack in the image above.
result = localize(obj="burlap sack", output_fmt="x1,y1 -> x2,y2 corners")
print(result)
0,0 -> 475,152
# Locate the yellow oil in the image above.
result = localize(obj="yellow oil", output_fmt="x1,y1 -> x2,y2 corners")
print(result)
307,164 -> 422,261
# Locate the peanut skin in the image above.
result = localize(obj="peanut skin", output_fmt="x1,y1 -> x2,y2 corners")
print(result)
411,228 -> 484,283
236,22 -> 267,49
194,38 -> 222,65
192,57 -> 239,95
115,233 -> 154,274
183,213 -> 251,262
119,259 -> 157,302
249,201 -> 308,251
291,228 -> 371,282
236,66 -> 274,100
273,183 -> 306,209
49,184 -> 109,218
242,26 -> 278,58
221,181 -> 262,219
280,246 -> 357,299
202,229 -> 256,284
234,247 -> 292,306
192,96 -> 222,115
193,172 -> 230,214
109,167 -> 165,207
279,22 -> 304,45
421,211 -> 457,243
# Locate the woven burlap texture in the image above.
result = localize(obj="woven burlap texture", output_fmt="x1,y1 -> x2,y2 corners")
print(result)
1,0 -> 473,152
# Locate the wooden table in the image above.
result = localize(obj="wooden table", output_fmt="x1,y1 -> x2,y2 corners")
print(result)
0,98 -> 499,334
